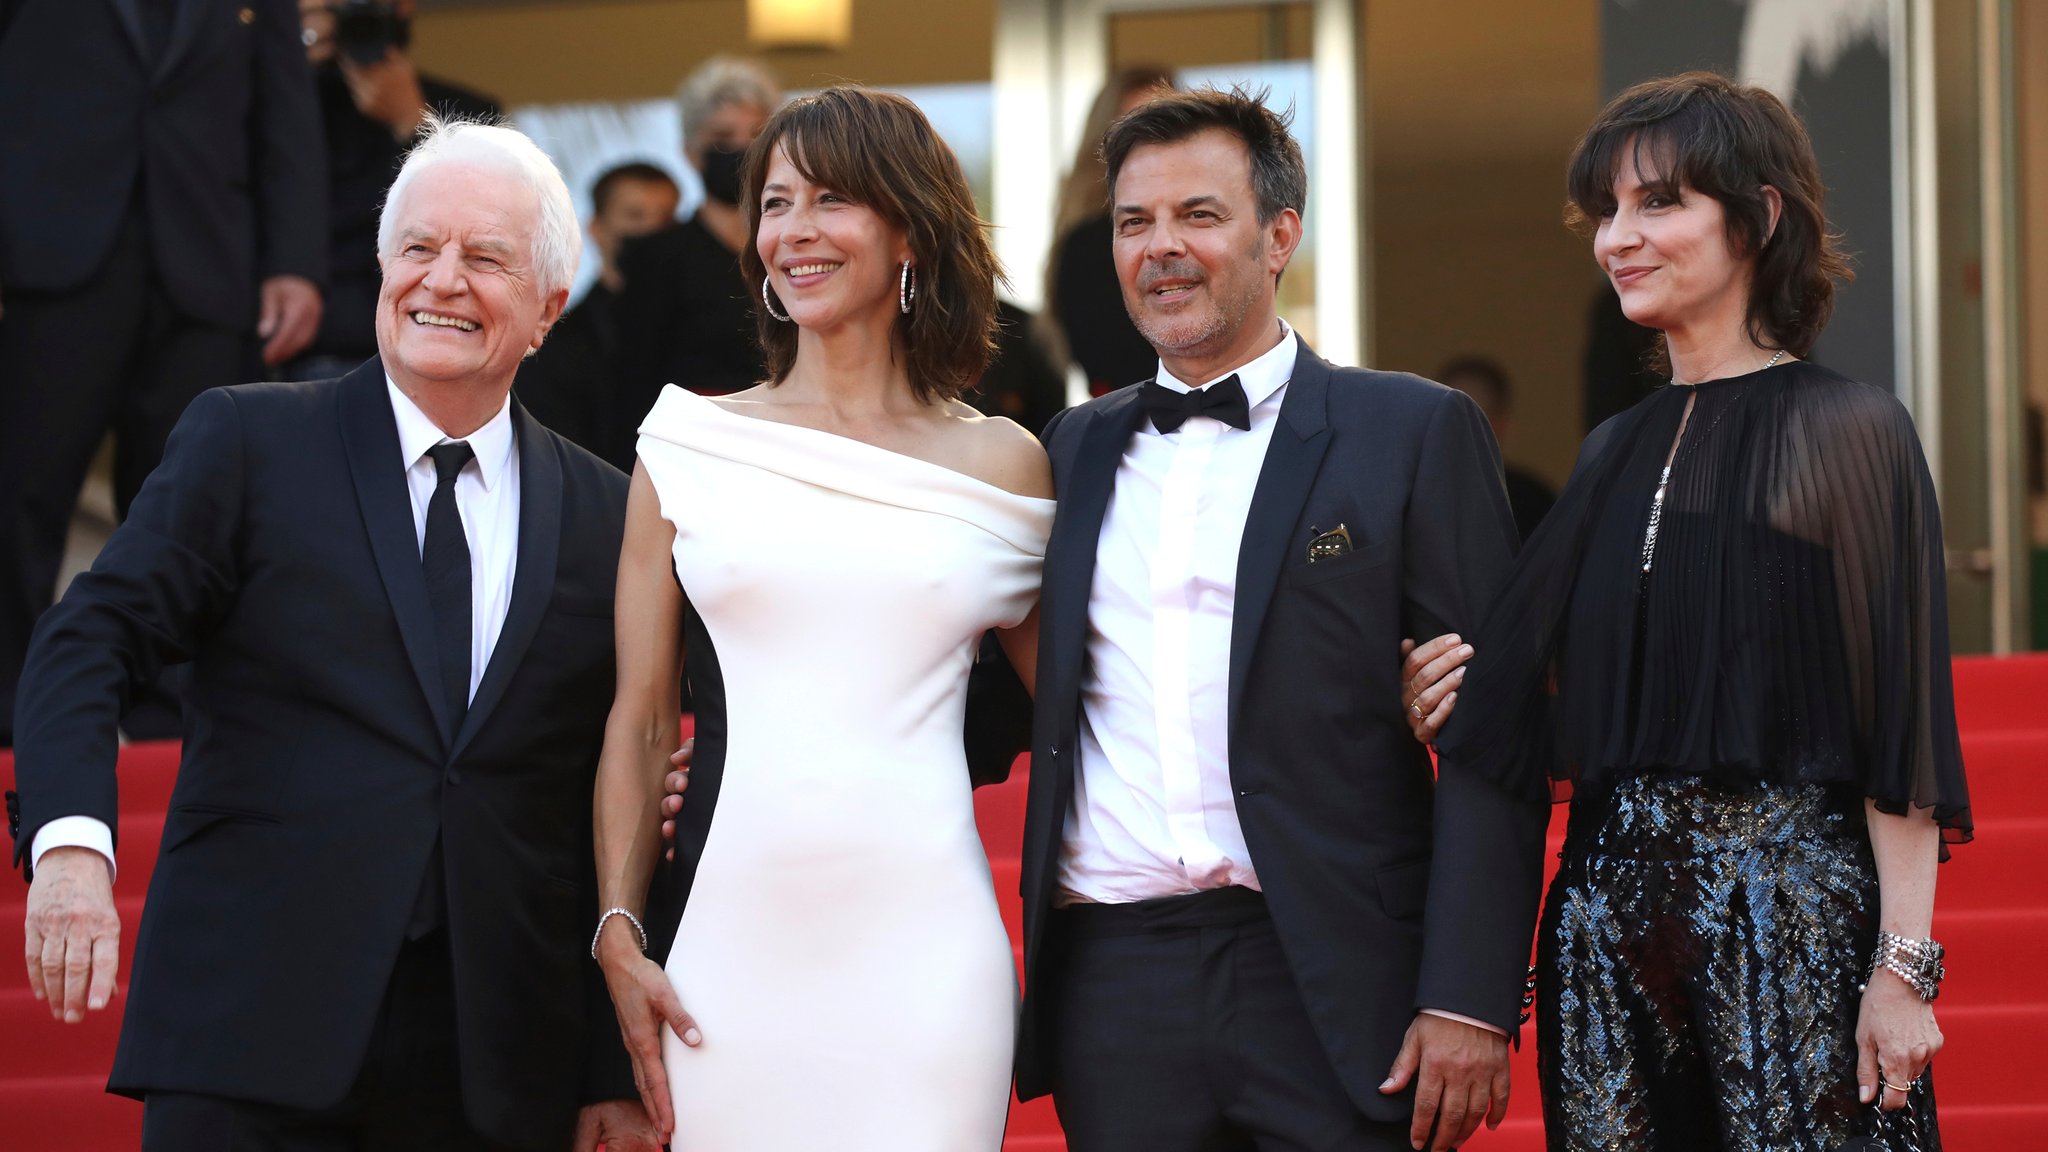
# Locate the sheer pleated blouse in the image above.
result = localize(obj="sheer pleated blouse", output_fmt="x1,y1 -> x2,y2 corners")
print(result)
1437,361 -> 1971,844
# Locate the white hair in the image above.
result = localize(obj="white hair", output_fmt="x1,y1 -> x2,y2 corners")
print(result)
378,113 -> 580,299
676,57 -> 782,152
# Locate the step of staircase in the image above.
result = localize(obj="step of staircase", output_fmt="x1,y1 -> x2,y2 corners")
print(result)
4,659 -> 2044,1151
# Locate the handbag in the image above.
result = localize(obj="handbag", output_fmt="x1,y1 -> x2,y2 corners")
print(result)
1833,1097 -> 1931,1152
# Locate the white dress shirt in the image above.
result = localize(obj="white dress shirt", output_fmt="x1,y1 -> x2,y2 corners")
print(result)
387,376 -> 521,707
1057,323 -> 1297,905
30,380 -> 521,876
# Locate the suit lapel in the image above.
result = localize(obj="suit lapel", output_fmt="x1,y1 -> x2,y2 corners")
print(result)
450,402 -> 561,761
154,0 -> 206,84
106,0 -> 148,64
1041,389 -> 1146,720
1226,343 -> 1333,742
339,362 -> 454,748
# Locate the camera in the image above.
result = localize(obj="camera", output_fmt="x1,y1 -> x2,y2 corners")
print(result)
330,0 -> 411,66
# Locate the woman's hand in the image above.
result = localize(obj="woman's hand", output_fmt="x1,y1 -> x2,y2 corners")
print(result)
596,921 -> 701,1142
1856,972 -> 1942,1110
1399,634 -> 1472,745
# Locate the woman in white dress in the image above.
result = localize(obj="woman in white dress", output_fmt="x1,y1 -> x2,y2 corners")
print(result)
590,87 -> 1054,1151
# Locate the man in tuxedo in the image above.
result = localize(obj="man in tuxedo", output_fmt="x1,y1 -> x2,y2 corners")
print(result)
9,118 -> 656,1150
1013,89 -> 1549,1152
0,0 -> 328,743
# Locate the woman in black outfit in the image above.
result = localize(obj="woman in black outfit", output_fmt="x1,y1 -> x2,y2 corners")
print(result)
1407,72 -> 1968,1151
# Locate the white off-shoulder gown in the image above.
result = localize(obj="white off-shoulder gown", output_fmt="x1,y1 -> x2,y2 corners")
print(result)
636,386 -> 1052,1151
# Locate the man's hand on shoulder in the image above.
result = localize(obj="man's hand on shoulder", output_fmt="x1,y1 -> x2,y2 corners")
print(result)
1379,1011 -> 1510,1151
573,1098 -> 662,1152
23,846 -> 121,1023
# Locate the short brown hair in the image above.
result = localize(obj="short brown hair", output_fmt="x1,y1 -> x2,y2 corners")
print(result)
1565,71 -> 1852,365
1102,86 -> 1306,225
739,86 -> 1001,404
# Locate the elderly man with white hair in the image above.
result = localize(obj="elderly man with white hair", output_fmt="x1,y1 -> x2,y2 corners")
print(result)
8,117 -> 657,1152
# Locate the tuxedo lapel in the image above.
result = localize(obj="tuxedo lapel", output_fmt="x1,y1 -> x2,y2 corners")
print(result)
338,363 -> 454,749
450,403 -> 561,761
1040,389 -> 1146,718
106,0 -> 148,64
1227,343 -> 1333,740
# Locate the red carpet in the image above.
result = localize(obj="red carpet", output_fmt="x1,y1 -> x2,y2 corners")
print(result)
5,655 -> 2045,1148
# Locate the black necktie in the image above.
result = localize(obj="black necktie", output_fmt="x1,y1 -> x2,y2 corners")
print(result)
1141,375 -> 1251,433
409,442 -> 472,940
422,442 -> 475,737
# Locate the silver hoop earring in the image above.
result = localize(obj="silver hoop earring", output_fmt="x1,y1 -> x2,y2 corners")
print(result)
762,275 -> 791,322
899,261 -> 916,315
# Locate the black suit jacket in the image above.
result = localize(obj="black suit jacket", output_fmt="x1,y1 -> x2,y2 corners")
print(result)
8,362 -> 632,1149
0,0 -> 326,326
1014,342 -> 1550,1121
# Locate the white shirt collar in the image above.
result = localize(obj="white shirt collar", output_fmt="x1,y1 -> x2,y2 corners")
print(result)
386,376 -> 515,493
1151,318 -> 1297,410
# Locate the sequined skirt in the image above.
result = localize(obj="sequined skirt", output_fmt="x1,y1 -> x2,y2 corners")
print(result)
1537,775 -> 1941,1151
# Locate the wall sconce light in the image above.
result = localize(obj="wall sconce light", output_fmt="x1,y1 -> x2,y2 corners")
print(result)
748,0 -> 852,50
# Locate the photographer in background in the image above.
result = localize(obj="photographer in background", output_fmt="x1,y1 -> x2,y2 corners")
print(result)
286,0 -> 496,380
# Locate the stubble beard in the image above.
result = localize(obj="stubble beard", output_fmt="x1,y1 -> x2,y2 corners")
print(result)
1129,246 -> 1269,365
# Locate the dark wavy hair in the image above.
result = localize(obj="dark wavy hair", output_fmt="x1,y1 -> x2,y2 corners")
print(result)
1565,71 -> 1852,369
1102,85 -> 1306,225
738,86 -> 1002,404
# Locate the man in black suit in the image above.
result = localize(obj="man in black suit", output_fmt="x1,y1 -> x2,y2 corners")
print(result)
1013,90 -> 1549,1152
0,0 -> 328,744
8,118 -> 656,1150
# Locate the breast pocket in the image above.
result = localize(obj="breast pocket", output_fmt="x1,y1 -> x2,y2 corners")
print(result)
1281,542 -> 1393,589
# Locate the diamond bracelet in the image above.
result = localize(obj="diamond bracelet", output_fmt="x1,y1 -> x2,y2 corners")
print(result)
590,906 -> 649,961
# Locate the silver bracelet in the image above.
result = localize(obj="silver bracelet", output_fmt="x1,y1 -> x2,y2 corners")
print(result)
1860,930 -> 1945,1002
591,906 -> 649,961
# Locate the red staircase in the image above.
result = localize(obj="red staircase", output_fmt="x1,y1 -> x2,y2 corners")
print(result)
5,655 -> 2045,1149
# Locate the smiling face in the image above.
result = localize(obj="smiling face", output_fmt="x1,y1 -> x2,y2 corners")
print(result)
377,161 -> 566,395
1593,159 -> 1756,341
1111,128 -> 1299,377
754,145 -> 910,337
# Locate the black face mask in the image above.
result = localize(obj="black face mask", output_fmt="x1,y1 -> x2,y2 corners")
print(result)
700,146 -> 745,206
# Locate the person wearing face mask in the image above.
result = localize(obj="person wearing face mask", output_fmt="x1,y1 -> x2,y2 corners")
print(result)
518,162 -> 683,469
610,57 -> 780,418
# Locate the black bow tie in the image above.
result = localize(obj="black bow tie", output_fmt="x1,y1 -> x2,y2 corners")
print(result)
1140,375 -> 1250,433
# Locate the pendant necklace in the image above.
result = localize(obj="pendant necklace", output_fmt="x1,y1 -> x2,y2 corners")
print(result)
1639,349 -> 1785,573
